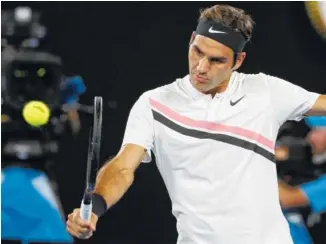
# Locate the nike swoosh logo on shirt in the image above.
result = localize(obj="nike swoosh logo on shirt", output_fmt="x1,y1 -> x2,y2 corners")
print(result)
230,95 -> 246,106
208,27 -> 227,34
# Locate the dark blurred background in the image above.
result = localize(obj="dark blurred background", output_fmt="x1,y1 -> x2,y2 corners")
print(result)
1,2 -> 326,244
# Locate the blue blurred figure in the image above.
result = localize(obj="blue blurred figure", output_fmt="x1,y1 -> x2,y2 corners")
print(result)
280,116 -> 326,244
61,75 -> 86,106
305,116 -> 326,128
281,174 -> 326,244
1,75 -> 86,244
1,168 -> 73,244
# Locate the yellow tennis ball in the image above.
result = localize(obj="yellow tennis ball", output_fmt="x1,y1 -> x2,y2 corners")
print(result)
22,101 -> 50,127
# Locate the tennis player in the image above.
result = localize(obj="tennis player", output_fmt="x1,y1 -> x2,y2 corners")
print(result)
67,4 -> 326,244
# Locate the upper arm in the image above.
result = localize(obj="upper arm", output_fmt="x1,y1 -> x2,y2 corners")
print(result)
98,92 -> 155,178
306,95 -> 326,116
265,74 -> 321,124
113,144 -> 148,173
121,92 -> 155,163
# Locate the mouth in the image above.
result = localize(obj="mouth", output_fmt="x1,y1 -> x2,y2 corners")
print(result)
194,74 -> 209,84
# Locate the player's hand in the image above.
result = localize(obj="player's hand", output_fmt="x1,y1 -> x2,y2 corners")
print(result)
66,208 -> 98,239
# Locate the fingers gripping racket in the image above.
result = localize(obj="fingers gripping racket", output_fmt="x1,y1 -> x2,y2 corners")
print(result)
80,96 -> 103,221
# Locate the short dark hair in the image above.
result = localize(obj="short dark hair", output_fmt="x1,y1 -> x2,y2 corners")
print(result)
199,4 -> 254,41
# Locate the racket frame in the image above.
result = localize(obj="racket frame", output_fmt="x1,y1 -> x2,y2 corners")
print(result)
80,96 -> 103,221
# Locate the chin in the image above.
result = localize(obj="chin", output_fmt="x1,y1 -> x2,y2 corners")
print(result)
194,83 -> 212,93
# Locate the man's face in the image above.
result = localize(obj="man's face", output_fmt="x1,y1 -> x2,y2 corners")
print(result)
188,34 -> 245,94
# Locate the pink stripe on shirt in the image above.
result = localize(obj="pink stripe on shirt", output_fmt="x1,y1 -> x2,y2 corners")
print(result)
149,98 -> 275,150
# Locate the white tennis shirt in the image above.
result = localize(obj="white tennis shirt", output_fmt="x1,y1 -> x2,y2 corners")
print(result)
122,72 -> 320,244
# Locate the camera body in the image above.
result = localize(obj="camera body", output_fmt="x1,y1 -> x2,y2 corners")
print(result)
1,7 -> 68,171
1,52 -> 66,171
277,121 -> 326,185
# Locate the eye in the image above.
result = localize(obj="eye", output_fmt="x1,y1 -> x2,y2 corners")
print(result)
193,46 -> 203,56
209,58 -> 226,64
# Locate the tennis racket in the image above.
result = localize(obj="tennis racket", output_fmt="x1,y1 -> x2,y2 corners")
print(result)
80,96 -> 103,221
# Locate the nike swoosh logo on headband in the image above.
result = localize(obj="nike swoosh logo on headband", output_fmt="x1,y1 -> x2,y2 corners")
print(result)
208,27 -> 227,34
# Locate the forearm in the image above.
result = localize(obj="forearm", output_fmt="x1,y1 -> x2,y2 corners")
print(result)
307,94 -> 326,116
94,157 -> 135,209
279,183 -> 309,208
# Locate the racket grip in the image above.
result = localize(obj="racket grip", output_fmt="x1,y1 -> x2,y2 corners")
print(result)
80,201 -> 92,221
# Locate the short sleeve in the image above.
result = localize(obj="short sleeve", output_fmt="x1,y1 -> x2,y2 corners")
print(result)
121,92 -> 154,163
265,74 -> 320,125
300,175 -> 326,214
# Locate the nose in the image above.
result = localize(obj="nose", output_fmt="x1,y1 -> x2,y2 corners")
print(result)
197,57 -> 210,74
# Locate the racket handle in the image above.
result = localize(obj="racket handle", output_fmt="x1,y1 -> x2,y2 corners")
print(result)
80,201 -> 92,221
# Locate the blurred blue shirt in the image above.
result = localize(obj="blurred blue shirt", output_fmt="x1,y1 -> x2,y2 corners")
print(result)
285,174 -> 326,244
60,75 -> 86,106
300,174 -> 326,214
1,167 -> 73,244
304,116 -> 326,128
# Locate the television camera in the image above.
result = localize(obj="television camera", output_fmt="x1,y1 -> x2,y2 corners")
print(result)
1,6 -> 87,174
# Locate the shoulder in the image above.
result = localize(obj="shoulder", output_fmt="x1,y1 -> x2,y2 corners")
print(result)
236,71 -> 269,86
234,72 -> 285,94
138,75 -> 188,103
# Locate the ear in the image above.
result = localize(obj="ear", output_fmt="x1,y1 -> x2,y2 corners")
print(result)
232,52 -> 246,71
189,31 -> 196,46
